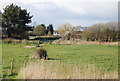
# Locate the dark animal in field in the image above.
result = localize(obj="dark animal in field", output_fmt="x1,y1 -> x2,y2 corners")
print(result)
30,48 -> 48,60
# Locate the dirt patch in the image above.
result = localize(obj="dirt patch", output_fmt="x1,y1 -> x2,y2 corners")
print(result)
23,46 -> 36,48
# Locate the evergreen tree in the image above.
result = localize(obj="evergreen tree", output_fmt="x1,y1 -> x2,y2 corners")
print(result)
47,24 -> 54,35
2,3 -> 33,39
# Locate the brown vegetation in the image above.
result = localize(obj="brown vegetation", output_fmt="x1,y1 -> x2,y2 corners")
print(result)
18,61 -> 118,79
52,40 -> 119,46
3,38 -> 20,43
2,38 -> 40,44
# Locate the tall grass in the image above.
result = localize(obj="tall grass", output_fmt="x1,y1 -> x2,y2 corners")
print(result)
18,60 -> 118,79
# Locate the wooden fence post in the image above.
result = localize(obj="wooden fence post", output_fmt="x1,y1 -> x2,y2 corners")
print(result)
9,58 -> 14,75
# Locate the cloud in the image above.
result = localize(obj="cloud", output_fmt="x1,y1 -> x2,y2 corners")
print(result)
54,2 -> 86,14
1,0 -> 118,29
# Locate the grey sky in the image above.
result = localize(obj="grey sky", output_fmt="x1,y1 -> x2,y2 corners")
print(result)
1,0 -> 119,29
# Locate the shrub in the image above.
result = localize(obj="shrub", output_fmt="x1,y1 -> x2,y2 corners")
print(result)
3,38 -> 15,43
2,38 -> 21,43
30,48 -> 47,60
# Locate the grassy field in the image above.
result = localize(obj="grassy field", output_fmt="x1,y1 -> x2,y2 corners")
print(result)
2,43 -> 119,79
2,43 -> 35,79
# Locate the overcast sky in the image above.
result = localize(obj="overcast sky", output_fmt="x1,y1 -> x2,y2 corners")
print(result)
1,0 -> 119,29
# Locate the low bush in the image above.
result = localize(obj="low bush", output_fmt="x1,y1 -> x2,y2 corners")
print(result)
30,48 -> 47,60
3,38 -> 16,43
2,38 -> 41,44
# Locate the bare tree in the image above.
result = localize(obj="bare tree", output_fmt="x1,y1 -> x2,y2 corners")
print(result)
82,22 -> 118,42
57,23 -> 74,40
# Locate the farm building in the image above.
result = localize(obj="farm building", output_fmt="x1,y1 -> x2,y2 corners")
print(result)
53,30 -> 60,36
72,31 -> 83,39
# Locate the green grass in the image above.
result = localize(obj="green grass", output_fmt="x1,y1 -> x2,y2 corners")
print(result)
44,44 -> 118,71
2,43 -> 35,79
2,43 -> 119,79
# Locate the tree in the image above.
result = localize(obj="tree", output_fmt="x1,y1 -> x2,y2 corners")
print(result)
33,25 -> 46,36
57,23 -> 74,38
47,24 -> 54,35
73,26 -> 83,31
40,24 -> 47,35
40,24 -> 46,28
82,22 -> 118,42
2,3 -> 33,39
65,33 -> 71,40
47,31 -> 52,36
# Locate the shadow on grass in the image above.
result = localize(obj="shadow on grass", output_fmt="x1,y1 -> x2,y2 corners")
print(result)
47,58 -> 61,60
3,73 -> 18,79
